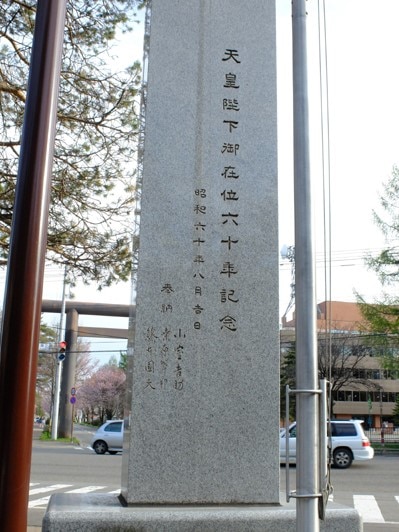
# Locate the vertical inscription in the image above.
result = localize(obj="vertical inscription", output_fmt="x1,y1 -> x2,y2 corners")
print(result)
190,47 -> 242,336
219,47 -> 241,333
192,187 -> 207,331
143,284 -> 187,393
142,48 -> 248,390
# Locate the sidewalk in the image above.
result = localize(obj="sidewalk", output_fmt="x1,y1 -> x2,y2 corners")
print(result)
32,425 -> 44,439
30,427 -> 43,530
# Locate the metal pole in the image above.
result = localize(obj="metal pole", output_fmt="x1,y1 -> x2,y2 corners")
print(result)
51,354 -> 63,440
59,308 -> 78,438
0,1 -> 67,529
51,266 -> 67,439
292,1 -> 320,531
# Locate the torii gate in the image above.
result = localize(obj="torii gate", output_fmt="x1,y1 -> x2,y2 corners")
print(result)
42,299 -> 132,339
41,300 -> 134,438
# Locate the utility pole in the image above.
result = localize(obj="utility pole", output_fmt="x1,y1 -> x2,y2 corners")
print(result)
58,308 -> 78,438
0,2 -> 67,529
51,266 -> 67,440
292,1 -> 320,531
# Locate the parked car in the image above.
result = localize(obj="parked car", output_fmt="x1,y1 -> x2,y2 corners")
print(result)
91,420 -> 123,455
280,419 -> 374,469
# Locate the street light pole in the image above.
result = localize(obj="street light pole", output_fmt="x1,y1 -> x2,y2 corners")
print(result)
292,1 -> 320,531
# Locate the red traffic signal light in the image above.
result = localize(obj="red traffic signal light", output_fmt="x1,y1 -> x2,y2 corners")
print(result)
58,341 -> 67,361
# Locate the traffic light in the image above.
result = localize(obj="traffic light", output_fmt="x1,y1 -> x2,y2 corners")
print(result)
58,341 -> 67,361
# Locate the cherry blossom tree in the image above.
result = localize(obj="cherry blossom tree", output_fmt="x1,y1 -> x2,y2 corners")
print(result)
78,364 -> 126,423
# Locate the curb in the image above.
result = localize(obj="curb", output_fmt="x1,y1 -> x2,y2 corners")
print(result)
373,449 -> 399,456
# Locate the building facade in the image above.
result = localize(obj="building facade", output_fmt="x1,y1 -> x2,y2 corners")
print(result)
281,301 -> 399,428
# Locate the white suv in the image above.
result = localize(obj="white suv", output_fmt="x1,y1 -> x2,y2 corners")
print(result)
280,420 -> 374,469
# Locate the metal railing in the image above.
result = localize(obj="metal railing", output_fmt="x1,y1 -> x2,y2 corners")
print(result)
365,428 -> 399,443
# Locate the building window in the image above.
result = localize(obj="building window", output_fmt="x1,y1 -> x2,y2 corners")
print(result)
336,390 -> 345,401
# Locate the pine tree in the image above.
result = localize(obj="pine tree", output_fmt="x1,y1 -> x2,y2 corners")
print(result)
0,1 -> 145,287
357,166 -> 399,370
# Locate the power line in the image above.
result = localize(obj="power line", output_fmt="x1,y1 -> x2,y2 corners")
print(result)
39,349 -> 126,355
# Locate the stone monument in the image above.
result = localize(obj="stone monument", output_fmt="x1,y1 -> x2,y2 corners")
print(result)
43,1 -> 361,529
121,0 -> 280,506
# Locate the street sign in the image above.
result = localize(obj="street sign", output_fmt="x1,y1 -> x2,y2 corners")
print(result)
70,396 -> 76,404
71,387 -> 76,396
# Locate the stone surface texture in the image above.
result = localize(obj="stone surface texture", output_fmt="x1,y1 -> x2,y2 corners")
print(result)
42,493 -> 363,532
121,0 -> 280,505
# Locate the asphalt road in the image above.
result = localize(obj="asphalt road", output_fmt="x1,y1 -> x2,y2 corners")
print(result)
29,426 -> 399,530
31,425 -> 121,485
281,454 -> 399,532
29,425 -> 122,528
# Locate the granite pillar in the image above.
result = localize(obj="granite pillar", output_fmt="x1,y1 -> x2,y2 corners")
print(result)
121,0 -> 279,506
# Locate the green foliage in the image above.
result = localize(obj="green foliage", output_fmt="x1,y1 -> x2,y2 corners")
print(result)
280,342 -> 296,421
357,297 -> 399,371
36,322 -> 58,413
372,442 -> 399,451
40,429 -> 79,444
358,298 -> 399,335
39,321 -> 58,344
36,325 -> 96,418
39,429 -> 52,441
0,1 -> 143,288
118,350 -> 127,371
106,351 -> 127,371
356,167 -> 399,370
393,395 -> 399,425
366,166 -> 399,287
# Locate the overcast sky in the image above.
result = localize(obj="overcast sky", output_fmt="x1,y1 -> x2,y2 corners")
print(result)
2,1 -> 399,352
277,0 -> 399,315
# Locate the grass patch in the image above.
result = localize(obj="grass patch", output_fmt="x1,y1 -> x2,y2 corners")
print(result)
39,429 -> 80,445
372,442 -> 399,451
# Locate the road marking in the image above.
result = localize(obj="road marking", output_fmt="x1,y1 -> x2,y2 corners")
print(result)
29,496 -> 51,509
29,484 -> 109,508
29,484 -> 72,496
353,494 -> 385,523
65,486 -> 106,494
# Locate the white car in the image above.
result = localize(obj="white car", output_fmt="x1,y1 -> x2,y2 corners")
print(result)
91,420 -> 123,455
280,419 -> 374,469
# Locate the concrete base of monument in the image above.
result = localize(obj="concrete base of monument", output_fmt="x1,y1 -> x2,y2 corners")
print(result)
42,493 -> 362,531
